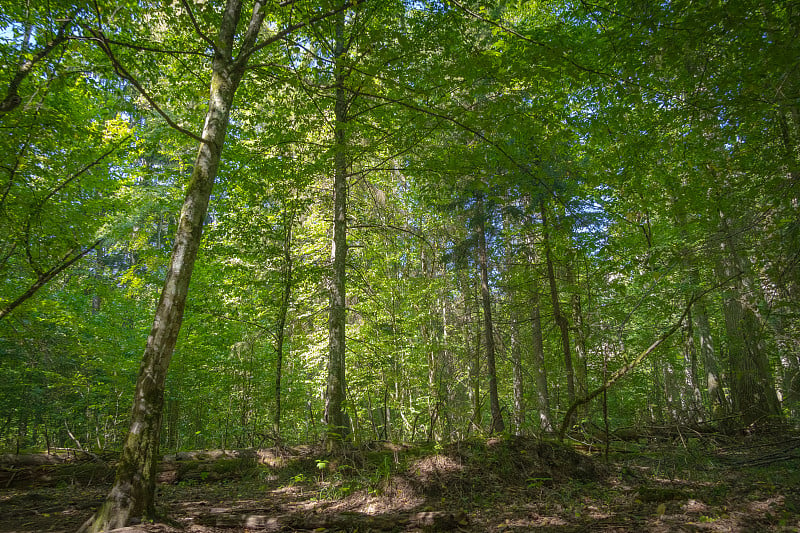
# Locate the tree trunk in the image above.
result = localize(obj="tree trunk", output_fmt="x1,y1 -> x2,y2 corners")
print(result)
540,202 -> 575,428
461,271 -> 481,435
530,283 -> 553,432
567,260 -> 588,401
717,208 -> 781,427
690,280 -> 728,418
775,281 -> 800,418
273,208 -> 295,443
503,216 -> 524,436
682,308 -> 703,423
80,2 -> 265,531
510,310 -> 524,435
524,232 -> 552,433
325,10 -> 350,445
476,194 -> 504,434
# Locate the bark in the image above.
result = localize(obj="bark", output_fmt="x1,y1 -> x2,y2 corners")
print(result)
566,258 -> 589,424
530,285 -> 553,432
79,2 -> 266,531
504,220 -> 524,435
510,311 -> 524,435
461,271 -> 481,435
541,202 -> 576,427
440,299 -> 454,439
682,308 -> 703,422
662,360 -> 681,423
693,296 -> 727,416
717,209 -> 781,427
674,191 -> 726,420
476,195 -> 504,434
524,233 -> 552,433
567,261 -> 588,401
325,10 -> 350,445
273,209 -> 295,442
775,281 -> 800,417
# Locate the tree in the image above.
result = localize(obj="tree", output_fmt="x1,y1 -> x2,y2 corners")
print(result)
2,0 -> 800,469
540,200 -> 576,427
475,193 -> 504,434
324,7 -> 351,445
82,1 -> 270,529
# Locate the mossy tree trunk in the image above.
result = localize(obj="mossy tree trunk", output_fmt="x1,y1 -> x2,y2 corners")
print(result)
717,208 -> 781,427
80,2 -> 266,530
325,9 -> 351,446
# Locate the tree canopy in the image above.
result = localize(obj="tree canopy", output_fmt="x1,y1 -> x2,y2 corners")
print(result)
1,0 -> 798,526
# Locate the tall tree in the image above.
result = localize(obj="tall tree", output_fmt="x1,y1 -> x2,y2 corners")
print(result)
82,1 -> 270,529
324,7 -> 351,445
541,200 -> 576,428
475,193 -> 505,434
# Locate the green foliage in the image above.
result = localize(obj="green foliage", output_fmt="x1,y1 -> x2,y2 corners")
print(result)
1,0 -> 798,453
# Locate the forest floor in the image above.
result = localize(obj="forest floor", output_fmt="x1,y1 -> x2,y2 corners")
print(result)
1,432 -> 800,532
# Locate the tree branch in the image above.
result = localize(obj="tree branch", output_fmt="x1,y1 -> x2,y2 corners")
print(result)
236,0 -> 366,69
557,280 -> 731,440
39,135 -> 131,207
83,27 -> 206,144
0,239 -> 103,322
354,88 -> 558,201
0,17 -> 73,118
180,0 -> 222,56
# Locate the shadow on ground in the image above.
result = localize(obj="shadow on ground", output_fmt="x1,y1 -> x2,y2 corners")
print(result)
1,434 -> 799,532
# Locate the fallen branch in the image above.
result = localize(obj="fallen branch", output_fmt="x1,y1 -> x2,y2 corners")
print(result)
558,296 -> 696,440
557,274 -> 740,442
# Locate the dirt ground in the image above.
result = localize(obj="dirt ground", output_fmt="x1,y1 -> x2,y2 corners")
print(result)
1,434 -> 799,532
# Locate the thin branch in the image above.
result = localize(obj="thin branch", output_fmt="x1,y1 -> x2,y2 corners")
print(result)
180,0 -> 221,55
447,0 -> 608,78
353,88 -> 558,201
21,135 -> 130,276
70,35 -> 212,58
201,309 -> 278,343
236,0 -> 365,69
350,223 -> 434,249
0,239 -> 103,322
39,135 -> 131,206
557,279 -> 733,439
0,17 -> 73,117
83,27 -> 206,144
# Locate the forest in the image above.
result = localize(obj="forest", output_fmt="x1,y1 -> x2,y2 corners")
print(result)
1,0 -> 799,531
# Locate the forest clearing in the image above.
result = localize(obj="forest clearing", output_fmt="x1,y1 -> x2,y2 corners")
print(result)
2,434 -> 800,532
1,0 -> 800,531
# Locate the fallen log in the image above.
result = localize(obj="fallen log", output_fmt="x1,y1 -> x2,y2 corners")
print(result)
197,508 -> 468,531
